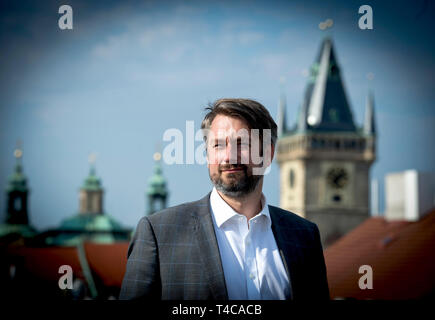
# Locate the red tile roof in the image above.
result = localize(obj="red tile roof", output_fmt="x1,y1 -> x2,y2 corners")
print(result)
6,245 -> 84,282
324,208 -> 435,299
83,242 -> 129,288
6,242 -> 129,291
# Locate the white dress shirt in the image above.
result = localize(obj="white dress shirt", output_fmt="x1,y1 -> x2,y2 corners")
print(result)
209,187 -> 290,300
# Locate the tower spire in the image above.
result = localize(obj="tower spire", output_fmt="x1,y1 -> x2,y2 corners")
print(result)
297,94 -> 308,132
303,37 -> 356,132
79,153 -> 104,214
5,141 -> 30,225
88,152 -> 97,176
146,151 -> 168,215
364,90 -> 376,135
277,77 -> 287,137
13,140 -> 23,173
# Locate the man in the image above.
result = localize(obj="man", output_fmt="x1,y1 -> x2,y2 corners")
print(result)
120,98 -> 329,300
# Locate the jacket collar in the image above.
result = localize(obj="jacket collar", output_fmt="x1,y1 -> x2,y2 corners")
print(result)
192,193 -> 299,300
269,206 -> 307,300
209,187 -> 271,229
192,192 -> 228,300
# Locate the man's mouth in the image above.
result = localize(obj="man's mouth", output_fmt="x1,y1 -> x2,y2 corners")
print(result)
220,166 -> 245,173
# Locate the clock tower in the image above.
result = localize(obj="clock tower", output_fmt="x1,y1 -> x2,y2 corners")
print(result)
276,38 -> 376,247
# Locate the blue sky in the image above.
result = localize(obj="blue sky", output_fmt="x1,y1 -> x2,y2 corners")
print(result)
1,0 -> 434,230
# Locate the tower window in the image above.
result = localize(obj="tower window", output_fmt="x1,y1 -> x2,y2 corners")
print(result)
14,198 -> 22,211
332,195 -> 341,202
320,139 -> 325,148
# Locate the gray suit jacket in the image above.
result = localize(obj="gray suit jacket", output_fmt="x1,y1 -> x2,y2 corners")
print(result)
119,193 -> 330,300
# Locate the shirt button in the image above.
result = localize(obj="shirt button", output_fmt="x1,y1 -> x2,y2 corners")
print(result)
246,239 -> 250,245
249,274 -> 255,279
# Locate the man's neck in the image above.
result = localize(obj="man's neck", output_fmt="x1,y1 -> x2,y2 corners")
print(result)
216,180 -> 264,221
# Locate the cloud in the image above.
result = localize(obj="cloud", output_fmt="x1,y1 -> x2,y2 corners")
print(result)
90,19 -> 195,61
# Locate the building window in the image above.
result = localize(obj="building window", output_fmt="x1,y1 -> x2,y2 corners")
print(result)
332,195 -> 341,202
320,139 -> 325,148
14,198 -> 21,211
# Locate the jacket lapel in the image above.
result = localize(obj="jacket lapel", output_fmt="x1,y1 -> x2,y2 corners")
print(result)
192,193 -> 228,300
269,206 -> 300,300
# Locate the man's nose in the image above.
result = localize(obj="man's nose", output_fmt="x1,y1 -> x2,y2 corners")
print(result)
223,142 -> 239,164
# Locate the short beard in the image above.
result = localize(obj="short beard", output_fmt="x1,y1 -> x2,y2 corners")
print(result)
210,165 -> 262,198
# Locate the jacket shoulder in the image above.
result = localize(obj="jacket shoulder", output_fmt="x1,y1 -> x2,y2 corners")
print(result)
145,194 -> 210,225
268,205 -> 318,231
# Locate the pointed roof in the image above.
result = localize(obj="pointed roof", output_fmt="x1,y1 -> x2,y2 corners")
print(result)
364,91 -> 376,135
296,94 -> 308,132
300,37 -> 356,132
277,81 -> 287,137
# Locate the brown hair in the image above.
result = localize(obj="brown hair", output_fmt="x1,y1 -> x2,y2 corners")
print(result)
201,98 -> 277,147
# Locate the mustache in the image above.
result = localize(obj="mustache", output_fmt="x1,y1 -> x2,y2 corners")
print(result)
219,164 -> 247,171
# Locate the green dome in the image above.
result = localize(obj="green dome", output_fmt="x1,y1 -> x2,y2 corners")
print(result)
0,223 -> 36,238
59,213 -> 125,232
42,213 -> 132,246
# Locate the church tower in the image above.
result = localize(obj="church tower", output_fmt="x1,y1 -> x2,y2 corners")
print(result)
41,153 -> 131,246
6,146 -> 30,225
146,152 -> 168,215
276,38 -> 376,247
0,143 -> 36,242
78,153 -> 103,215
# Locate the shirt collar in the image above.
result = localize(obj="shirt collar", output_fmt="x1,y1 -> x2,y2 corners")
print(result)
210,187 -> 271,229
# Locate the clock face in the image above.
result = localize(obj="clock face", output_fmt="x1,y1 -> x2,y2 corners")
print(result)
327,167 -> 349,189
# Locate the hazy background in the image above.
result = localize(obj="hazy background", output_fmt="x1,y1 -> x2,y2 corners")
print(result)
1,0 -> 434,230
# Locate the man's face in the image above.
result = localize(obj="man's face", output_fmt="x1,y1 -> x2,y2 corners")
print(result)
206,114 -> 274,198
